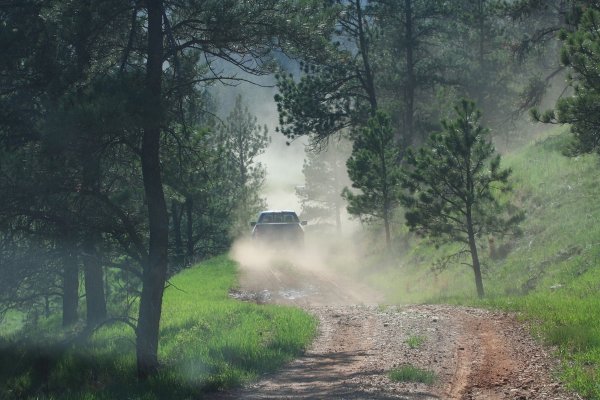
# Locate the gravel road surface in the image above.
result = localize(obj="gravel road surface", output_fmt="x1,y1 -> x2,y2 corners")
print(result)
216,250 -> 580,399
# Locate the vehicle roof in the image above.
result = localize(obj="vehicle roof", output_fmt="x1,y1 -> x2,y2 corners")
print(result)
259,210 -> 298,214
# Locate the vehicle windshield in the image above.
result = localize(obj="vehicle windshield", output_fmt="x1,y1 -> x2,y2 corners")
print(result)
258,212 -> 299,223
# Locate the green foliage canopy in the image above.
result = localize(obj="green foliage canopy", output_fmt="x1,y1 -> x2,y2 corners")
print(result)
533,7 -> 600,155
402,100 -> 519,243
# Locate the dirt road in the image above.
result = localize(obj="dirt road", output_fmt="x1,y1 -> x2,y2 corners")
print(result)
219,254 -> 580,399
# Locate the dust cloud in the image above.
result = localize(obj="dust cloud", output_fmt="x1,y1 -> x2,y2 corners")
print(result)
229,234 -> 382,306
214,77 -> 388,305
216,82 -> 381,306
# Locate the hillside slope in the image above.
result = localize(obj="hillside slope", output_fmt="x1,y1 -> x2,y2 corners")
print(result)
363,127 -> 600,397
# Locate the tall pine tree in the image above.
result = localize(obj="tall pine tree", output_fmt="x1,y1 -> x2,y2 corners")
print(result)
217,95 -> 270,237
343,111 -> 401,249
401,100 -> 522,298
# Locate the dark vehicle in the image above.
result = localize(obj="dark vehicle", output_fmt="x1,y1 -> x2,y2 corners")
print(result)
250,210 -> 307,244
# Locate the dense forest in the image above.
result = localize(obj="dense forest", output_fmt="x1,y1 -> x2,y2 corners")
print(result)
2,0 -> 600,397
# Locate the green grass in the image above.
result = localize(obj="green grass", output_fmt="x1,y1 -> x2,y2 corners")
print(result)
405,335 -> 426,349
480,129 -> 600,398
359,126 -> 600,398
0,310 -> 24,336
0,256 -> 317,399
388,365 -> 436,384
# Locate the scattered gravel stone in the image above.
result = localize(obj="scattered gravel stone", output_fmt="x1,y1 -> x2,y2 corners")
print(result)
217,263 -> 581,399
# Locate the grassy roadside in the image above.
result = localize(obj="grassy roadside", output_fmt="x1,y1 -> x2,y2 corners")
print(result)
0,256 -> 317,399
475,130 -> 600,398
362,127 -> 600,398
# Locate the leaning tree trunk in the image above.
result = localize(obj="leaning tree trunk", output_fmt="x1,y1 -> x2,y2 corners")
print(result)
466,211 -> 485,298
136,0 -> 169,380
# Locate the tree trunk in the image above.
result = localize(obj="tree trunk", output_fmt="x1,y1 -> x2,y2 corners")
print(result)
62,249 -> 79,326
333,151 -> 343,235
404,0 -> 415,146
466,213 -> 485,298
379,128 -> 391,250
355,0 -> 377,114
80,127 -> 107,326
137,0 -> 168,380
44,295 -> 50,318
476,0 -> 485,105
334,201 -> 342,235
82,238 -> 107,326
383,212 -> 391,249
171,200 -> 184,266
185,196 -> 194,260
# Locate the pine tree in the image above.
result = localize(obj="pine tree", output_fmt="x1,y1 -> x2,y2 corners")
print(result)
373,0 -> 449,147
218,95 -> 270,237
343,111 -> 402,249
274,0 -> 378,144
297,137 -> 351,234
532,7 -> 600,155
401,100 -> 522,298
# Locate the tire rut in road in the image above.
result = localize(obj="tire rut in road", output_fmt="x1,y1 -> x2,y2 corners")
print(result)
442,308 -> 580,400
224,259 -> 579,399
215,305 -> 441,400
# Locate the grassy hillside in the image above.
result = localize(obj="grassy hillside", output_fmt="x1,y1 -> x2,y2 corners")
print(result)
363,126 -> 600,397
0,256 -> 316,399
487,130 -> 600,398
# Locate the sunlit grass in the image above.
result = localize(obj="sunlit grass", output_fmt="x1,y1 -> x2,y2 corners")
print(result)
0,256 -> 317,399
0,310 -> 24,336
405,335 -> 426,349
388,365 -> 436,384
477,129 -> 600,397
